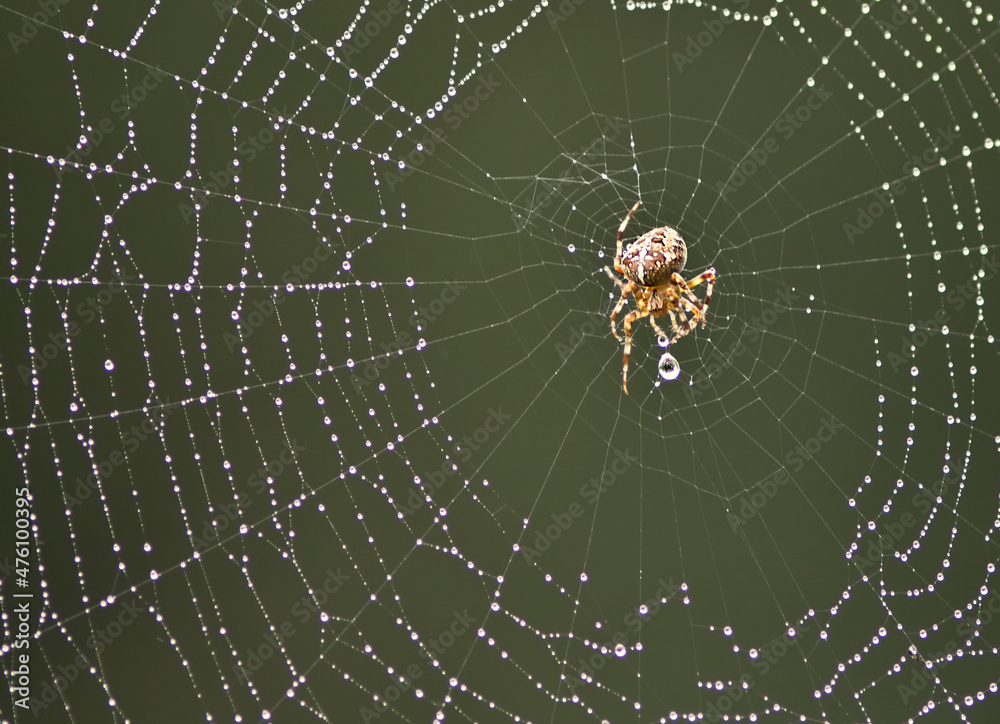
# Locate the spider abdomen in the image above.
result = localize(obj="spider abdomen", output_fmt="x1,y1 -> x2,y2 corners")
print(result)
620,226 -> 687,287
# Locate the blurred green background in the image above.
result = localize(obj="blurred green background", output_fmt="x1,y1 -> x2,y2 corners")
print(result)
2,0 -> 999,722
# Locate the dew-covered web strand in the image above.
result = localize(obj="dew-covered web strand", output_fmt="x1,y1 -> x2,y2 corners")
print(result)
681,11 -> 773,227
511,5 -> 994,713
5,1 -> 1000,722
712,26 -> 1000,264
650,5 -> 992,719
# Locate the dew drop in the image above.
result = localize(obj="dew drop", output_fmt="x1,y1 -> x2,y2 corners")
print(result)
910,366 -> 919,377
104,359 -> 115,371
405,277 -> 415,287
614,643 -> 627,658
658,352 -> 680,381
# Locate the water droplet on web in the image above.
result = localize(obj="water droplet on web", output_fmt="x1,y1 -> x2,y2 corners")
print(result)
580,572 -> 588,582
639,604 -> 648,615
657,334 -> 670,348
104,359 -> 115,371
567,244 -> 575,253
910,366 -> 919,377
405,277 -> 415,287
614,643 -> 627,658
658,352 -> 680,381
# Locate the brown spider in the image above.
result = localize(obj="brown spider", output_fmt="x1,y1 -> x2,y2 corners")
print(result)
604,201 -> 717,393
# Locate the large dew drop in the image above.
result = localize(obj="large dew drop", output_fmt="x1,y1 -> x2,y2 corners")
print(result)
658,352 -> 681,381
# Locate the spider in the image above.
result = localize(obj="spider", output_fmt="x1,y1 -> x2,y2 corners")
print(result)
604,201 -> 717,393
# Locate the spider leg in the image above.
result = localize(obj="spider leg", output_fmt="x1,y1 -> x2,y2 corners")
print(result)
616,201 -> 641,274
603,266 -> 629,292
605,270 -> 635,342
677,295 -> 702,322
684,268 -> 717,327
649,315 -> 671,344
666,309 -> 683,340
667,303 -> 701,346
667,302 -> 696,345
621,308 -> 649,394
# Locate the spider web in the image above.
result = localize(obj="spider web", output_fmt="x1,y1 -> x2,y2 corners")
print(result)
2,0 -> 1000,722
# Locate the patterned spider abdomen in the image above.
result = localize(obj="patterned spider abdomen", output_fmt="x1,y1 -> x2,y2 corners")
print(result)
620,226 -> 687,287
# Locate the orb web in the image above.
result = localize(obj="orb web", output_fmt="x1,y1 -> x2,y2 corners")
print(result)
1,1 -> 999,722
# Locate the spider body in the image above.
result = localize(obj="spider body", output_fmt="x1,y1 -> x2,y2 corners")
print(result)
604,201 -> 717,393
619,226 -> 687,287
